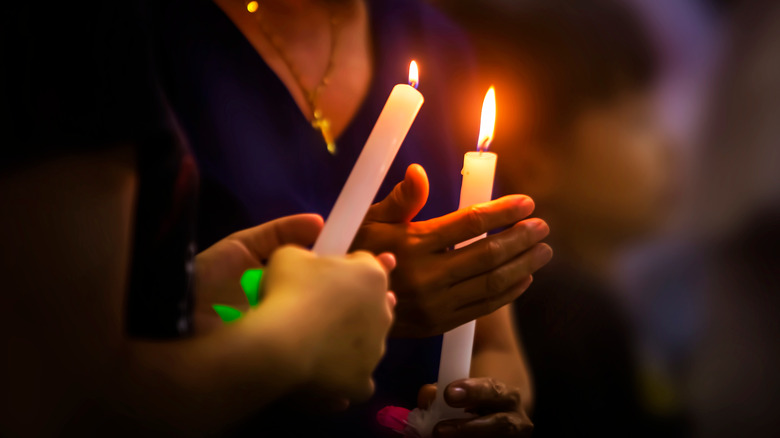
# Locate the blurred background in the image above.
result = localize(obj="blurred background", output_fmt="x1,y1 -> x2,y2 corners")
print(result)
430,0 -> 780,436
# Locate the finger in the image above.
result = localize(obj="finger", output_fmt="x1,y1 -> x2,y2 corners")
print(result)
444,378 -> 521,412
399,275 -> 534,337
230,214 -> 324,260
384,292 -> 396,329
347,250 -> 387,272
328,398 -> 351,412
421,195 -> 535,251
348,377 -> 376,404
417,383 -> 437,409
434,412 -> 533,438
446,275 -> 534,330
364,164 -> 429,223
387,291 -> 397,309
447,242 -> 551,311
376,252 -> 397,272
438,219 -> 549,285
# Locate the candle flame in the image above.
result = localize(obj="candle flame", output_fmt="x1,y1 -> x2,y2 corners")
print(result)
246,1 -> 259,13
409,61 -> 419,89
478,86 -> 496,152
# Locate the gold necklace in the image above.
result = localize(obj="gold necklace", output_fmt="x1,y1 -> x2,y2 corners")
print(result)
245,1 -> 340,155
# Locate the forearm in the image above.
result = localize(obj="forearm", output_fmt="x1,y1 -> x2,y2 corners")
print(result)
0,151 -> 309,434
472,305 -> 534,411
116,308 -> 310,434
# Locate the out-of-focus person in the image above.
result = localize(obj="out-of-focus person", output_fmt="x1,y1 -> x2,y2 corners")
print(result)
624,0 -> 780,436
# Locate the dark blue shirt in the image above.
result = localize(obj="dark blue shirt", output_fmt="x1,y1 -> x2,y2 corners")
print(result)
153,0 -> 479,434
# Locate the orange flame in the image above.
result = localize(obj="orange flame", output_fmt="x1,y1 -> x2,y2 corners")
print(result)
478,87 -> 496,151
409,61 -> 419,89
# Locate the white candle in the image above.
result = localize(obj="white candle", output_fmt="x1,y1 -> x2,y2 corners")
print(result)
436,86 -> 497,415
313,62 -> 424,256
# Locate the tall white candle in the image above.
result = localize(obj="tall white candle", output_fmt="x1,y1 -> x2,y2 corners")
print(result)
436,86 -> 497,415
313,62 -> 424,256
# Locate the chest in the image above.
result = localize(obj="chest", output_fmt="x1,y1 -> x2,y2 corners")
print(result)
214,0 -> 373,141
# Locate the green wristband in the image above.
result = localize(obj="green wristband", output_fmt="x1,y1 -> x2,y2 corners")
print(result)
240,268 -> 264,306
212,304 -> 243,323
212,268 -> 265,323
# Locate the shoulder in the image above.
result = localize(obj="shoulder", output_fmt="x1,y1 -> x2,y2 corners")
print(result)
2,3 -> 168,172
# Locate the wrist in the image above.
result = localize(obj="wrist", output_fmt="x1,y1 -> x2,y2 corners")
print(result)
245,297 -> 316,388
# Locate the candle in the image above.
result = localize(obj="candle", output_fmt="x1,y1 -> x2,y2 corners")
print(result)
436,86 -> 497,416
212,63 -> 421,323
313,62 -> 424,256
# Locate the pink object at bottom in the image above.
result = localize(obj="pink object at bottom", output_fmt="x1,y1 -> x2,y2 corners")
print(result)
377,406 -> 412,433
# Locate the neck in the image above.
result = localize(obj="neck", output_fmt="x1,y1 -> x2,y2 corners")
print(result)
258,0 -> 357,19
247,0 -> 358,44
261,0 -> 326,12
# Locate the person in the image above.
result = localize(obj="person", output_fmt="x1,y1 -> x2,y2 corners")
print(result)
627,1 -> 780,436
1,3 -> 397,435
438,0 -> 681,435
150,0 -> 552,436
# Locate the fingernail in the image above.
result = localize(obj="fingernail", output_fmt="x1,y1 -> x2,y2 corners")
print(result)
536,244 -> 554,265
387,292 -> 397,308
448,386 -> 467,402
527,219 -> 549,239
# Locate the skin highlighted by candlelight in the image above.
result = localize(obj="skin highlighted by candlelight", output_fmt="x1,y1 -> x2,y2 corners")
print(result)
357,170 -> 551,336
393,87 -> 541,438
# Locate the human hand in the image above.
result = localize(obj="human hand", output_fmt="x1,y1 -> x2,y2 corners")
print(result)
193,214 -> 324,333
417,378 -> 533,438
258,246 -> 396,403
353,164 -> 552,337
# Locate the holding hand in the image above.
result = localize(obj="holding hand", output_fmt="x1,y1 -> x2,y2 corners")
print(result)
417,378 -> 533,438
195,213 -> 396,403
259,246 -> 396,403
354,165 -> 552,337
193,214 -> 325,332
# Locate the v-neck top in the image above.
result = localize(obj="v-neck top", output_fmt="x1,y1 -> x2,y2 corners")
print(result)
152,0 -> 479,434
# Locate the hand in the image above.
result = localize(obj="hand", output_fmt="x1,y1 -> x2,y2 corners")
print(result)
259,246 -> 396,403
353,164 -> 552,337
193,214 -> 324,333
418,378 -> 533,438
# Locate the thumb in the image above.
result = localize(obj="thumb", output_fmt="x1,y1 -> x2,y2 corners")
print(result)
230,214 -> 324,260
366,164 -> 429,223
417,383 -> 437,409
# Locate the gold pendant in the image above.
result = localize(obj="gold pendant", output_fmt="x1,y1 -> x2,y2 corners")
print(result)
312,109 -> 337,155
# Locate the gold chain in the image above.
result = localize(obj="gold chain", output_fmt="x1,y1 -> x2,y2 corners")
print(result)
245,1 -> 340,154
